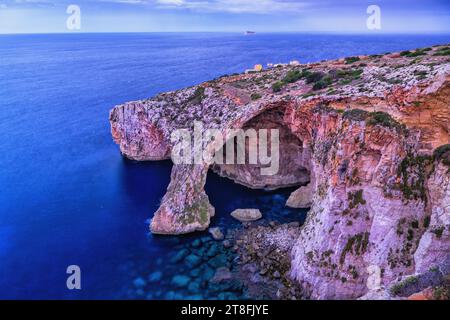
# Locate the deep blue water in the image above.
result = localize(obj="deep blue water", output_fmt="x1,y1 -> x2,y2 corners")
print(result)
1,33 -> 450,299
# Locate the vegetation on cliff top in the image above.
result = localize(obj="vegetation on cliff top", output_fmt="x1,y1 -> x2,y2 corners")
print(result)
342,109 -> 407,134
189,87 -> 206,104
433,46 -> 450,56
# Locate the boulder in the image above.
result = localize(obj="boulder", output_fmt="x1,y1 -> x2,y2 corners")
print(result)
185,254 -> 202,268
230,209 -> 262,222
286,184 -> 313,208
170,248 -> 189,263
171,275 -> 191,288
148,271 -> 162,283
211,267 -> 233,283
209,227 -> 225,240
132,277 -> 147,288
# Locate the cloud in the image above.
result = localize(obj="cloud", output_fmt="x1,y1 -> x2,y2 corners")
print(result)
0,0 -> 309,13
0,0 -> 55,8
154,0 -> 309,14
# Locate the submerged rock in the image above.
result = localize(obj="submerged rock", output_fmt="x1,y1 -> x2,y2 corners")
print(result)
223,240 -> 232,248
133,277 -> 147,288
148,271 -> 162,283
206,244 -> 219,257
211,267 -> 233,283
209,227 -> 224,240
230,209 -> 262,222
209,254 -> 229,269
171,275 -> 191,288
185,254 -> 202,268
190,268 -> 201,278
188,280 -> 201,292
170,248 -> 189,263
191,239 -> 202,248
202,265 -> 215,281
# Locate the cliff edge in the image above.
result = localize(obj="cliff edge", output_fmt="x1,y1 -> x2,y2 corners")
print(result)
110,44 -> 450,299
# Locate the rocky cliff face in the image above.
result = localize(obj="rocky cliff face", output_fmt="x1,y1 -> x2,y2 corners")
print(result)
110,45 -> 450,298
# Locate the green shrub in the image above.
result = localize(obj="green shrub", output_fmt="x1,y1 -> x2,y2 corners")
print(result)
390,276 -> 418,296
397,153 -> 433,202
414,70 -> 428,77
423,216 -> 431,228
433,47 -> 450,56
189,87 -> 206,104
340,232 -> 370,264
272,81 -> 284,93
433,144 -> 450,166
282,70 -> 303,84
433,286 -> 450,300
432,227 -> 444,239
407,229 -> 414,241
406,50 -> 426,57
251,93 -> 262,101
348,190 -> 367,209
345,56 -> 360,64
366,111 -> 406,133
343,109 -> 369,121
333,68 -> 363,82
306,71 -> 325,84
312,76 -> 333,90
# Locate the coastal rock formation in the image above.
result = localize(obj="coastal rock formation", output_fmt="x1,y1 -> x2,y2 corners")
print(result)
230,209 -> 263,222
286,184 -> 313,208
110,44 -> 450,299
150,164 -> 215,234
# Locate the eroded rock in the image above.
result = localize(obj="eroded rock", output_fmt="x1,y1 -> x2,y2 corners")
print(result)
230,209 -> 263,222
286,184 -> 313,208
110,45 -> 450,299
209,227 -> 225,241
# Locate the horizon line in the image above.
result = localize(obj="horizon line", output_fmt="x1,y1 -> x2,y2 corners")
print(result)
2,31 -> 450,36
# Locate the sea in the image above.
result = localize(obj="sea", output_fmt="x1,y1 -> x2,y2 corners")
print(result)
1,33 -> 449,299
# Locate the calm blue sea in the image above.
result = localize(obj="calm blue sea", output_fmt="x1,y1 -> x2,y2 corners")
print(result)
1,33 -> 449,299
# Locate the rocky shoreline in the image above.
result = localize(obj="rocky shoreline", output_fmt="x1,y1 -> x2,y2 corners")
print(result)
111,44 -> 450,299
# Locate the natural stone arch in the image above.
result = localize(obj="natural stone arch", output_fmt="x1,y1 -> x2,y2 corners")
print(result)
212,105 -> 311,190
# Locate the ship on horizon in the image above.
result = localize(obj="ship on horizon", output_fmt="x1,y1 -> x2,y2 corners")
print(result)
244,31 -> 256,35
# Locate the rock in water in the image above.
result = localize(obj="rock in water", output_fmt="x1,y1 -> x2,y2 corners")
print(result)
286,184 -> 313,208
185,254 -> 202,268
209,227 -> 224,240
170,248 -> 189,263
211,267 -> 233,283
171,275 -> 191,288
231,209 -> 262,222
148,271 -> 162,283
133,277 -> 147,288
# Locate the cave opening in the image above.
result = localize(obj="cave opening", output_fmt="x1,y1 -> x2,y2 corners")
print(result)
204,106 -> 311,227
211,106 -> 311,191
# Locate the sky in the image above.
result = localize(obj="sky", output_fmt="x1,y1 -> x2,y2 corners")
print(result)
0,0 -> 449,34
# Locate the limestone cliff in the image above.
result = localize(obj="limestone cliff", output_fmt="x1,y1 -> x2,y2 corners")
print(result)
110,45 -> 450,298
